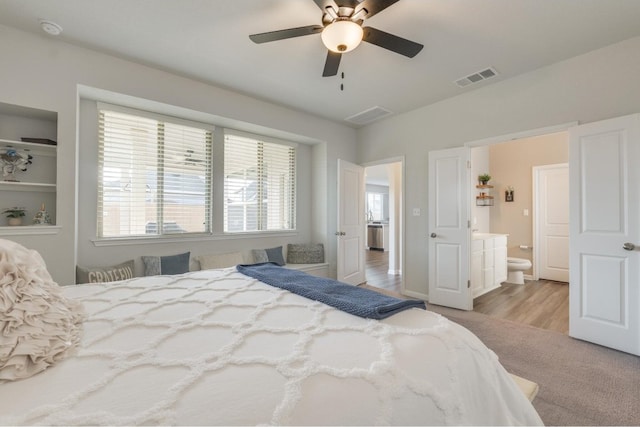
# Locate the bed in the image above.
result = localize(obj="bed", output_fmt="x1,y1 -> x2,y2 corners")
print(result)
0,262 -> 542,425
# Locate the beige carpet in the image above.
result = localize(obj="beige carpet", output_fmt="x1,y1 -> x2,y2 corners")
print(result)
362,285 -> 640,426
427,305 -> 640,426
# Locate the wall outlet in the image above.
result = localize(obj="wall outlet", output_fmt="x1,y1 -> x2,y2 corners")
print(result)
523,209 -> 529,216
413,208 -> 421,216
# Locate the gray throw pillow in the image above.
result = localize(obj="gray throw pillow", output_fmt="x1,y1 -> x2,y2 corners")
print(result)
265,246 -> 286,266
252,246 -> 285,266
252,249 -> 269,264
286,243 -> 325,264
76,260 -> 135,284
142,252 -> 190,276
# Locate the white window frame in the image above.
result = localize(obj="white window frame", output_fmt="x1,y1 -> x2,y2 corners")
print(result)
93,104 -> 299,244
97,102 -> 214,239
223,129 -> 297,233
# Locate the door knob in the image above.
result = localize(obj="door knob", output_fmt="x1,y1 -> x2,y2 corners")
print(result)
623,242 -> 636,251
430,233 -> 437,238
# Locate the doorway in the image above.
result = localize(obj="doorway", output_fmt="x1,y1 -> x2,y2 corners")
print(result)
469,131 -> 570,333
428,115 -> 640,354
363,160 -> 403,294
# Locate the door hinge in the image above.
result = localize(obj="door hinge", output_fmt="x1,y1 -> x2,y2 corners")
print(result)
467,160 -> 471,169
468,220 -> 471,228
467,280 -> 471,288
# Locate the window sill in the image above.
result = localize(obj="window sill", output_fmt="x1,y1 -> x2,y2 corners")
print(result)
91,230 -> 298,246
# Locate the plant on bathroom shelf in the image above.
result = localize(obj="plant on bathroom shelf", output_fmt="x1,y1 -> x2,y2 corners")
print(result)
478,173 -> 492,186
2,206 -> 27,226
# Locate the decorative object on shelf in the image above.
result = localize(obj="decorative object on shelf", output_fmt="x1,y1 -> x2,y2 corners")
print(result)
476,176 -> 494,206
476,193 -> 494,206
505,186 -> 514,202
0,148 -> 33,182
33,202 -> 52,225
20,137 -> 57,146
478,173 -> 492,185
2,207 -> 26,226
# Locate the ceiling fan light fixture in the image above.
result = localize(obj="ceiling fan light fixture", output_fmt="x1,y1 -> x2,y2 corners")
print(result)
321,20 -> 363,53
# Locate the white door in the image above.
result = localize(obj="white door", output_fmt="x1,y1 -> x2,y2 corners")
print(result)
428,147 -> 472,310
337,159 -> 366,285
535,164 -> 569,282
569,114 -> 640,355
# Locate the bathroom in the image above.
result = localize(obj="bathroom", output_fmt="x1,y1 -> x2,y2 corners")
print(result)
470,131 -> 569,326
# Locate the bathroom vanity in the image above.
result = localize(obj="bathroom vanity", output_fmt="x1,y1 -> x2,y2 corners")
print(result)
471,233 -> 508,298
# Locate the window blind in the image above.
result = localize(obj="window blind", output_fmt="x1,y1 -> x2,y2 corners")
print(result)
223,132 -> 296,232
98,108 -> 213,238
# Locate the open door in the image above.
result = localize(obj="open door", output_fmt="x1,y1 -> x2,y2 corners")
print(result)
428,147 -> 472,310
569,114 -> 640,355
337,159 -> 366,285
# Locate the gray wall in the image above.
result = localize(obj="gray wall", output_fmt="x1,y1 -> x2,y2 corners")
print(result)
0,24 -> 357,284
357,35 -> 640,298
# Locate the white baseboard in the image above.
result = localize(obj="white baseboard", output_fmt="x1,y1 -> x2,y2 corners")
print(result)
524,274 -> 534,281
403,289 -> 428,301
387,269 -> 402,275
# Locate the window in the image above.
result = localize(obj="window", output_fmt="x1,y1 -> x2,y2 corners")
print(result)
98,106 -> 213,238
367,192 -> 384,221
224,132 -> 296,232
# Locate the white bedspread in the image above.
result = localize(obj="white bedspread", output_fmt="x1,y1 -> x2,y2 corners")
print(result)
0,268 -> 543,425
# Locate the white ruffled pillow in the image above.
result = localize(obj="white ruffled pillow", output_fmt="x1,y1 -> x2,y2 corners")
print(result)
0,239 -> 84,382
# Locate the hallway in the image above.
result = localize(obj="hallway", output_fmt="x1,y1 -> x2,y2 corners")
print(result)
364,249 -> 401,293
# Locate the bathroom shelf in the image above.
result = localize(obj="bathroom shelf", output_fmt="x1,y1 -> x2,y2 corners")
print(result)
476,183 -> 494,206
476,195 -> 494,206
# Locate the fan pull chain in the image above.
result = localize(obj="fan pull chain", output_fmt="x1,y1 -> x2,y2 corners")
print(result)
341,72 -> 344,91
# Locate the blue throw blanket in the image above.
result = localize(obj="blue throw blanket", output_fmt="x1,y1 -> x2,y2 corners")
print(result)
236,263 -> 426,320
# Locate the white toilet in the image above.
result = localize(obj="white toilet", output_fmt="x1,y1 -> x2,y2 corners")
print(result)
506,257 -> 532,285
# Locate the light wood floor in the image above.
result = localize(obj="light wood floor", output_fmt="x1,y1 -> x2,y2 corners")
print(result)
364,250 -> 569,334
364,249 -> 402,293
474,279 -> 569,334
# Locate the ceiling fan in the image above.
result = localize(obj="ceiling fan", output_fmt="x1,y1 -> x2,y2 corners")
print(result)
249,0 -> 423,77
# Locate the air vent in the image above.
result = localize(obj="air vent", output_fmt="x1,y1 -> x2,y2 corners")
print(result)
345,106 -> 393,125
455,67 -> 499,88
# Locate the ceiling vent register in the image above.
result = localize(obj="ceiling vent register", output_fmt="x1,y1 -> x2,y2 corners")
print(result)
345,106 -> 393,125
455,67 -> 498,88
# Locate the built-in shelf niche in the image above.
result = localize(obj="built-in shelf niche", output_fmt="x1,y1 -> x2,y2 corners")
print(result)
0,102 -> 58,228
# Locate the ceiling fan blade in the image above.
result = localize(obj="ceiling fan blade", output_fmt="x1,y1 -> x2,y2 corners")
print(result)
362,26 -> 423,58
312,0 -> 340,12
355,0 -> 400,19
322,51 -> 342,77
249,25 -> 323,44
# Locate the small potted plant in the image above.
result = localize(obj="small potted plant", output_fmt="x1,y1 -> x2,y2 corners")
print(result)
478,173 -> 492,185
2,207 -> 26,226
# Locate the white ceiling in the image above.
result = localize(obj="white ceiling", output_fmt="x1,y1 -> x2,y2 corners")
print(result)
1,0 -> 640,127
365,164 -> 390,186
